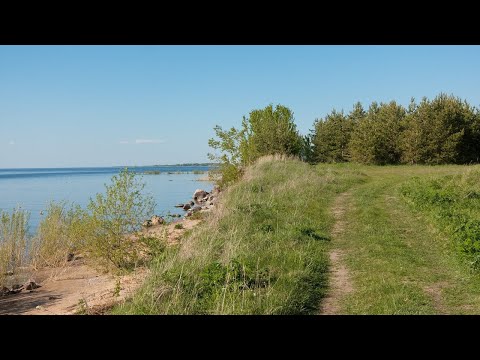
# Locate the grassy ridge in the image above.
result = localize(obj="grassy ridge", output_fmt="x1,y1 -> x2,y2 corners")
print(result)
113,156 -> 366,314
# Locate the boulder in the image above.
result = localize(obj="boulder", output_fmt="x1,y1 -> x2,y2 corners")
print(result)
142,219 -> 152,227
192,205 -> 202,213
9,284 -> 24,294
0,286 -> 10,296
151,215 -> 165,226
25,281 -> 41,291
67,253 -> 75,262
193,189 -> 208,204
183,203 -> 191,211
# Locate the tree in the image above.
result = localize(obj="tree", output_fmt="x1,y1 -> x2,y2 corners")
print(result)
209,104 -> 303,185
312,109 -> 354,163
349,101 -> 405,165
244,104 -> 303,159
87,169 -> 156,269
208,125 -> 246,186
400,94 -> 478,164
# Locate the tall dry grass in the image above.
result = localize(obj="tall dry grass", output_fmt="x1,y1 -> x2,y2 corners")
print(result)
0,208 -> 29,286
30,201 -> 90,269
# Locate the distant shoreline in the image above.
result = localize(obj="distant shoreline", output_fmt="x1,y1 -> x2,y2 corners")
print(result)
0,164 -> 219,171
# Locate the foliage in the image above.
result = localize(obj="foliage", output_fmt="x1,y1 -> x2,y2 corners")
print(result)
0,208 -> 29,286
208,104 -> 303,186
400,94 -> 480,164
349,101 -> 405,164
87,168 -> 156,270
32,201 -> 90,268
208,125 -> 246,186
312,109 -> 354,163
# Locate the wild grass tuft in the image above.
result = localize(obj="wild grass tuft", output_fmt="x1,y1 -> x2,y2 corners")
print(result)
0,208 -> 29,286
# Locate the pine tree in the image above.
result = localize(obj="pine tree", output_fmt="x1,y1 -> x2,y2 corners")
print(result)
312,110 -> 353,163
349,101 -> 405,165
400,94 -> 477,164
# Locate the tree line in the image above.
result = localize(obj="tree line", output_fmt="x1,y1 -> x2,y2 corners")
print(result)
209,93 -> 480,185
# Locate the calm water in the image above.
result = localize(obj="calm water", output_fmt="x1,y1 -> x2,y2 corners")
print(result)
0,166 -> 213,233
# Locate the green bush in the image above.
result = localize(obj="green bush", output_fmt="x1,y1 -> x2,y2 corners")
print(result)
87,168 -> 156,270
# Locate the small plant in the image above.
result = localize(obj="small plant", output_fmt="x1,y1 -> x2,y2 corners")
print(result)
113,278 -> 121,297
76,298 -> 88,314
174,223 -> 184,230
87,168 -> 156,270
138,235 -> 166,259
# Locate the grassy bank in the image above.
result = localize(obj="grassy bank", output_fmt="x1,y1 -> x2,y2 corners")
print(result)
324,165 -> 480,314
113,156 -> 367,314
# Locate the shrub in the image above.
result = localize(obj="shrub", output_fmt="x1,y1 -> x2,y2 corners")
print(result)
87,168 -> 156,270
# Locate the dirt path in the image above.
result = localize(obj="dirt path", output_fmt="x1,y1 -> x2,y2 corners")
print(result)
320,192 -> 353,315
0,219 -> 201,315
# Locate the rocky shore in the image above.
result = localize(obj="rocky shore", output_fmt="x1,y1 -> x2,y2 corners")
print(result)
142,185 -> 220,227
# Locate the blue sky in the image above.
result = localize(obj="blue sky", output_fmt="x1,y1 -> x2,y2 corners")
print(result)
1,45 -> 479,168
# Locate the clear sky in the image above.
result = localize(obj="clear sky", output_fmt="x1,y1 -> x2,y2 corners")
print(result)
1,45 -> 480,168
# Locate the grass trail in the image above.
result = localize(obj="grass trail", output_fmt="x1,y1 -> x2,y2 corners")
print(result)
320,191 -> 353,314
333,166 -> 480,314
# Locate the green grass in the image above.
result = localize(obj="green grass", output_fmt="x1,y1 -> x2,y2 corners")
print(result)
401,169 -> 480,268
112,156 -> 366,314
113,160 -> 480,315
333,165 -> 480,314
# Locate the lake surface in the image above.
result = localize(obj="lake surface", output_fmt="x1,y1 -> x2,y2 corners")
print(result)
0,166 -> 213,234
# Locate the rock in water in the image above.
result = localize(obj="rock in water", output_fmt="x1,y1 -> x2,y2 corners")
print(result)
151,215 -> 165,226
174,204 -> 184,208
183,203 -> 191,210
